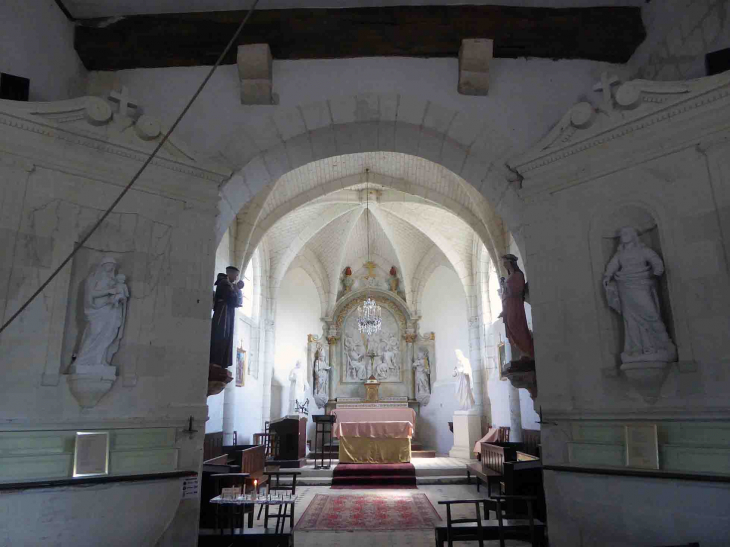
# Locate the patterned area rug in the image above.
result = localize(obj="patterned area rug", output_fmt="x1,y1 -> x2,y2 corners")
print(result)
295,493 -> 441,531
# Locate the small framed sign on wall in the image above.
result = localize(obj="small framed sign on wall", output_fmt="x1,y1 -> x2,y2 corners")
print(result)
625,424 -> 659,470
73,431 -> 110,477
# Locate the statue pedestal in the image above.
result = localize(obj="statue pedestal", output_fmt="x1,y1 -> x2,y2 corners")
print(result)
620,361 -> 673,404
449,410 -> 482,460
66,364 -> 117,408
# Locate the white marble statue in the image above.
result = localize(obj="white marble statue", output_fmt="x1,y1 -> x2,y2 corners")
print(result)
74,256 -> 129,369
412,348 -> 431,406
289,360 -> 309,414
313,344 -> 331,409
453,349 -> 475,411
603,226 -> 677,364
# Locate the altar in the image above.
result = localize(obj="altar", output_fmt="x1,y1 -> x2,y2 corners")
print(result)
332,406 -> 416,464
304,284 -> 436,464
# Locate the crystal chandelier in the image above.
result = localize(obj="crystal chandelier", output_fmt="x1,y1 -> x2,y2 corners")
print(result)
357,169 -> 382,336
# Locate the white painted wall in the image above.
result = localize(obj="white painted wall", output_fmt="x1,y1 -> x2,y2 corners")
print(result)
418,264 -> 470,454
90,56 -> 620,168
0,0 -> 86,101
273,267 -> 322,418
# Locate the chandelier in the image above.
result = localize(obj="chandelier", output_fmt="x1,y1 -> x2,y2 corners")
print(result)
357,169 -> 382,336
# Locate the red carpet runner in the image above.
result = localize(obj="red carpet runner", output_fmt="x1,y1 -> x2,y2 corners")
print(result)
331,463 -> 417,489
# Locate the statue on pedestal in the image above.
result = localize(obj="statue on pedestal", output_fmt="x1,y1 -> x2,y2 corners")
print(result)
313,344 -> 331,409
603,227 -> 676,364
74,256 -> 128,369
412,348 -> 431,406
289,360 -> 309,414
341,266 -> 354,294
210,266 -> 243,368
499,254 -> 534,361
453,349 -> 475,411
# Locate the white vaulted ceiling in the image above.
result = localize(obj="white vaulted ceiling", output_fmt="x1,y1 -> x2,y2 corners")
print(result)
62,0 -> 646,18
240,152 -> 504,317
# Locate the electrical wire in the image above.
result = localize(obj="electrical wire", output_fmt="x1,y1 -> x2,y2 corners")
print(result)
0,0 -> 261,336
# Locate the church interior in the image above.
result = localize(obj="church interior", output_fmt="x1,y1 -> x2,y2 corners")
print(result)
1,1 -> 730,546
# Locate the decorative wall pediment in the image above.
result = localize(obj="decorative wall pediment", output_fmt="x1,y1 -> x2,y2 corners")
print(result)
508,72 -> 730,196
330,288 -> 412,332
0,96 -> 231,185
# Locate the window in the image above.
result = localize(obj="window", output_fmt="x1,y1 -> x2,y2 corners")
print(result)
241,254 -> 255,318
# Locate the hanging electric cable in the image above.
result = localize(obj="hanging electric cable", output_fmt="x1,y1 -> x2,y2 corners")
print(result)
0,0 -> 261,336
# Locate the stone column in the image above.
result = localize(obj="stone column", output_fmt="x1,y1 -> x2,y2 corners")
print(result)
327,335 -> 338,403
261,318 -> 276,426
508,383 -> 523,442
222,371 -> 237,445
468,316 -> 484,418
404,332 -> 416,399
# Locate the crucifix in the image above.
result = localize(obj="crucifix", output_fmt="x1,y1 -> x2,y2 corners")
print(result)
366,348 -> 379,378
363,261 -> 377,280
109,86 -> 138,118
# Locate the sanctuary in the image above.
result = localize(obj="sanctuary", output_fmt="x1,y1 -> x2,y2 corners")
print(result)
2,2 -> 730,547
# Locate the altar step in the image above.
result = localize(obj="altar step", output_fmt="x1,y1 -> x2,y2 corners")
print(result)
309,443 -> 435,459
331,463 -> 417,488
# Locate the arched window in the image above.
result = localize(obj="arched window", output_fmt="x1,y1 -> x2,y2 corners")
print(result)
241,254 -> 255,318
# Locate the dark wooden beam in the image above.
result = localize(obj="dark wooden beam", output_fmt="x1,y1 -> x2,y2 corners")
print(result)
74,5 -> 645,71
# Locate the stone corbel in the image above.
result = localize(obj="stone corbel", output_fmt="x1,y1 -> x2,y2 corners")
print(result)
458,39 -> 492,96
503,360 -> 537,399
237,44 -> 278,105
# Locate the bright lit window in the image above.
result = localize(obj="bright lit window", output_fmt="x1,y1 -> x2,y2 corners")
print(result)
241,255 -> 255,317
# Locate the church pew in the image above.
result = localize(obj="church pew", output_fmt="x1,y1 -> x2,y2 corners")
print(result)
466,442 -> 520,495
502,456 -> 545,521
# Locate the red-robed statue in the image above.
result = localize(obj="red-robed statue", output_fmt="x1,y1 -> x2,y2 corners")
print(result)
499,254 -> 534,361
210,266 -> 243,368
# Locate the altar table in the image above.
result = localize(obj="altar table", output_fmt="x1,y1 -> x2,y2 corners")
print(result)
332,408 -> 416,464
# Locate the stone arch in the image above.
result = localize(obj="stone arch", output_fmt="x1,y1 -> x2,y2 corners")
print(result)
217,93 -> 526,263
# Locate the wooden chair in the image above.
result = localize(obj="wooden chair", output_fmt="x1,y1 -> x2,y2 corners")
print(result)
211,473 -> 250,535
434,496 -> 546,547
258,471 -> 300,531
497,426 -> 510,443
438,499 -> 486,547
491,494 -> 545,547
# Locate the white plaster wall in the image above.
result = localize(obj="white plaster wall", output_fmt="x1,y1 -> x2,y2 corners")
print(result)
420,265 -> 470,383
91,56 -> 620,170
0,0 -> 86,101
273,267 -> 322,418
418,265 -> 471,453
629,0 -> 730,81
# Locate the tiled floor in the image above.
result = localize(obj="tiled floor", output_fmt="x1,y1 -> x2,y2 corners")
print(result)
279,484 -> 532,547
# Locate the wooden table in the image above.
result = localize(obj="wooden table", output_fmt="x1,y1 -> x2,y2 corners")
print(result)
210,495 -> 295,535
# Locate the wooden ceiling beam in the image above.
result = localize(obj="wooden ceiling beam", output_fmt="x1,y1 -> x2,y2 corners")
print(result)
74,5 -> 645,71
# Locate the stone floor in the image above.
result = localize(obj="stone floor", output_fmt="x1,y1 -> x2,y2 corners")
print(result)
278,484 -> 532,547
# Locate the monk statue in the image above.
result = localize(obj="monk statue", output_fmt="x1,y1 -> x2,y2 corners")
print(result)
209,266 -> 243,368
499,254 -> 534,361
603,226 -> 676,364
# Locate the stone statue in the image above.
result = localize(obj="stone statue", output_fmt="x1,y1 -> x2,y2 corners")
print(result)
313,343 -> 331,409
499,254 -> 534,360
453,349 -> 475,411
74,256 -> 129,369
603,226 -> 677,364
210,266 -> 243,368
289,360 -> 309,414
412,348 -> 431,406
388,266 -> 399,292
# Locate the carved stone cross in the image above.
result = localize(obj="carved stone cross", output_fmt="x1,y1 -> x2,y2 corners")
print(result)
109,86 -> 138,117
363,261 -> 377,279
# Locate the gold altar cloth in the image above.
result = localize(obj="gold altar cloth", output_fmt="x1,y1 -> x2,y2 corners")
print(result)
338,437 -> 411,464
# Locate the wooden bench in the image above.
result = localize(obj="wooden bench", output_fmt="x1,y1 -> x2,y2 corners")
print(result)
502,455 -> 544,521
466,442 -> 519,494
435,495 -> 546,547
